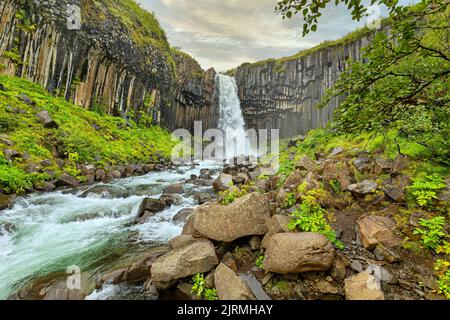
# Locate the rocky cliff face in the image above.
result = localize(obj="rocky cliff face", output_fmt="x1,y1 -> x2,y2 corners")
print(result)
234,34 -> 373,138
0,0 -> 215,130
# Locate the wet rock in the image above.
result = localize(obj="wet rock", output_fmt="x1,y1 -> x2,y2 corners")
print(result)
348,180 -> 378,196
344,272 -> 385,300
95,169 -> 106,181
163,183 -> 184,195
263,233 -> 335,274
213,173 -> 234,192
193,193 -> 212,205
296,156 -> 318,172
107,170 -> 122,181
357,215 -> 401,250
79,185 -> 128,199
136,198 -> 166,223
172,208 -> 194,225
151,240 -> 218,284
214,263 -> 256,300
159,194 -> 183,206
0,194 -> 13,211
34,181 -> 56,192
36,110 -> 59,129
55,173 -> 80,188
192,193 -> 270,242
4,149 -> 21,160
143,164 -> 155,173
0,83 -> 5,91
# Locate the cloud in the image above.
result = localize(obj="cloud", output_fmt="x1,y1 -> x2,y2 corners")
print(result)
140,0 -> 418,71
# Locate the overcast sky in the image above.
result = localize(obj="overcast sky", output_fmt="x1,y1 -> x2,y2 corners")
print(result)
140,0 -> 418,72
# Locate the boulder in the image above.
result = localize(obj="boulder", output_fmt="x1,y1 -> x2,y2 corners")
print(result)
391,155 -> 408,176
192,193 -> 270,242
55,173 -> 80,188
282,170 -> 304,190
214,263 -> 256,300
348,180 -> 378,196
151,240 -> 218,283
261,215 -> 292,248
159,194 -> 183,206
233,173 -> 249,185
344,272 -> 385,300
353,157 -> 372,173
172,208 -> 194,224
169,235 -> 200,250
263,233 -> 335,274
36,110 -> 59,129
136,198 -> 166,223
323,161 -> 352,190
213,173 -> 233,192
374,157 -> 393,175
4,149 -> 21,160
296,156 -> 317,172
193,193 -> 212,205
357,215 -> 401,250
163,183 -> 184,195
34,181 -> 56,192
79,185 -> 128,199
95,169 -> 106,181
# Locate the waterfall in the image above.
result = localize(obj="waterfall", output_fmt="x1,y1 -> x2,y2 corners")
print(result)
216,74 -> 253,161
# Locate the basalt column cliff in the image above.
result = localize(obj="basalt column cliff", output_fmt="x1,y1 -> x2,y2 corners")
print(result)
0,0 -> 218,131
234,34 -> 373,138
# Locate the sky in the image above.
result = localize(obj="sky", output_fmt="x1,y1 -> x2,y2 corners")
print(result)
141,0 -> 418,72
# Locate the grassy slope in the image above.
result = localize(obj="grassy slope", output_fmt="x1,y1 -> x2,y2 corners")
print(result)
0,75 -> 175,193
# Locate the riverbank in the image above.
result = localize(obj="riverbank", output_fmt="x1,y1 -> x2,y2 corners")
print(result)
0,75 -> 176,196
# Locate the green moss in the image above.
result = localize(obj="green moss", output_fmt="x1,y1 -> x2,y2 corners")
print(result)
0,75 -> 175,193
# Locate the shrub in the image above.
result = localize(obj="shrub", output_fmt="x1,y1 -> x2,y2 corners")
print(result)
413,216 -> 447,250
435,259 -> 450,299
282,192 -> 296,209
288,193 -> 344,250
219,184 -> 252,205
410,174 -> 446,207
191,273 -> 217,301
255,255 -> 265,269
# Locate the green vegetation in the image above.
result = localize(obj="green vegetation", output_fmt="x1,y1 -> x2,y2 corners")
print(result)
219,184 -> 252,205
435,259 -> 450,299
191,273 -> 218,301
288,187 -> 344,250
282,192 -> 296,209
0,75 -> 175,193
255,254 -> 265,269
409,174 -> 446,208
413,217 -> 447,251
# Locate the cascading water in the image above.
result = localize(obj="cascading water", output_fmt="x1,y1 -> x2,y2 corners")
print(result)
216,74 -> 255,160
0,163 -> 222,299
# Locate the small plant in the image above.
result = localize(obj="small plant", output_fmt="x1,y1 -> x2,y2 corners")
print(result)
255,255 -> 265,269
435,259 -> 450,299
288,192 -> 344,250
191,273 -> 218,300
413,216 -> 447,250
410,174 -> 446,207
329,179 -> 341,194
283,192 -> 296,209
220,184 -> 251,205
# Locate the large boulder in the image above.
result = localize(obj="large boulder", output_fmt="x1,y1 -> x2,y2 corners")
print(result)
357,215 -> 401,250
192,193 -> 270,242
213,173 -> 233,192
163,184 -> 184,195
135,198 -> 166,223
214,263 -> 256,300
344,272 -> 385,300
151,240 -> 218,283
55,173 -> 80,188
263,233 -> 335,274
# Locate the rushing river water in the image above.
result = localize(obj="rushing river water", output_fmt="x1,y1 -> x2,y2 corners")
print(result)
0,162 -> 222,299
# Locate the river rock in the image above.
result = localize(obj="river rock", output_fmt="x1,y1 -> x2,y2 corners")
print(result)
357,214 -> 401,250
159,194 -> 183,206
213,173 -> 233,192
55,173 -> 80,188
135,198 -> 166,223
214,263 -> 256,300
192,193 -> 270,242
151,239 -> 218,284
79,185 -> 128,199
193,192 -> 212,205
34,181 -> 56,192
348,180 -> 378,195
0,222 -> 15,235
263,233 -> 335,274
172,208 -> 194,224
36,110 -> 59,129
163,183 -> 184,195
344,272 -> 385,300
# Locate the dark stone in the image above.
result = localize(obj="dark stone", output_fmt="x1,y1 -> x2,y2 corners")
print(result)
172,208 -> 194,224
39,159 -> 53,167
36,111 -> 59,129
19,93 -> 34,105
3,149 -> 21,160
95,169 -> 106,181
0,83 -> 5,91
55,173 -> 80,188
163,184 -> 184,195
136,198 -> 166,223
159,194 -> 183,206
193,193 -> 212,205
